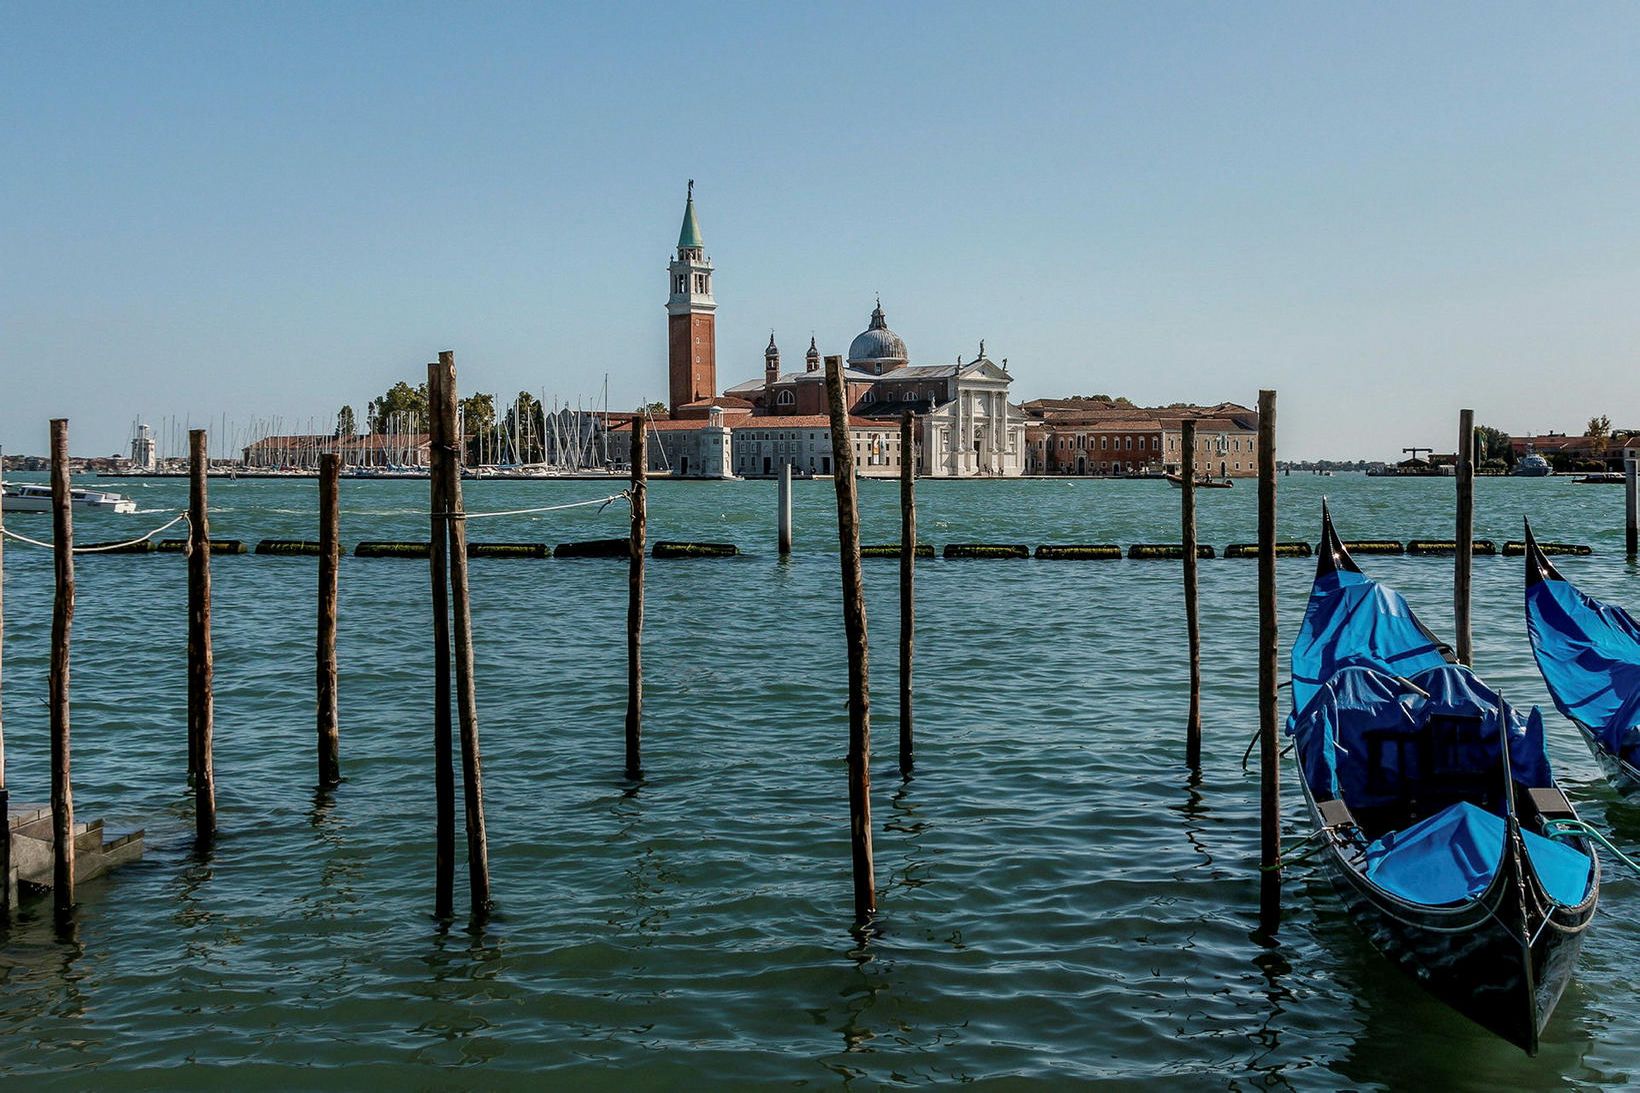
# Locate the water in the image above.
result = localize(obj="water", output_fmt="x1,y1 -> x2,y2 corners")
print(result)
1,472 -> 1637,1087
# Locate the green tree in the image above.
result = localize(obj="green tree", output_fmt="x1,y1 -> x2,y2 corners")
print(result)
639,400 -> 669,420
1475,424 -> 1512,464
1586,415 -> 1612,455
370,380 -> 429,433
502,391 -> 545,463
460,392 -> 496,463
336,405 -> 357,437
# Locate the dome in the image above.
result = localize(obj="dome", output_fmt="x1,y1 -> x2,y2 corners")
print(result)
846,300 -> 908,371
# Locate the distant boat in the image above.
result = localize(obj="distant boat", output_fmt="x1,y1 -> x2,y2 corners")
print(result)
1573,472 -> 1625,484
1164,473 -> 1232,489
1514,453 -> 1553,477
3,483 -> 137,514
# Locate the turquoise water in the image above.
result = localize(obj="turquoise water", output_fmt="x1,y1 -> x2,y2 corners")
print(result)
1,472 -> 1637,1088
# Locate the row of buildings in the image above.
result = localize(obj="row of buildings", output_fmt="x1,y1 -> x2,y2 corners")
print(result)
609,184 -> 1260,478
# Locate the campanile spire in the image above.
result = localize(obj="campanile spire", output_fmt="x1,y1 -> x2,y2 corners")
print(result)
667,181 -> 716,412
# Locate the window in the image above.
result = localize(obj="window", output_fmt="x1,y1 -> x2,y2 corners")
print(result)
1125,437 -> 1133,450
777,390 -> 795,406
1101,436 -> 1108,450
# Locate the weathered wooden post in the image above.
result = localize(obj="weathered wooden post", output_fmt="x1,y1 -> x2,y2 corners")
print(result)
435,350 -> 491,918
0,445 -> 9,918
188,428 -> 216,841
49,420 -> 76,916
899,411 -> 915,777
824,354 -> 876,924
1626,453 -> 1638,562
626,416 -> 647,780
316,452 -> 341,787
1181,418 -> 1202,768
1455,408 -> 1475,666
1257,391 -> 1280,933
426,362 -> 455,920
777,461 -> 793,557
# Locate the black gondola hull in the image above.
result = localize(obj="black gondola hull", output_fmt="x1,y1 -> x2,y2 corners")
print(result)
1298,778 -> 1595,1054
1573,720 -> 1640,798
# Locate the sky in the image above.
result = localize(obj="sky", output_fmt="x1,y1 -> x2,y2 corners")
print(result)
3,2 -> 1638,460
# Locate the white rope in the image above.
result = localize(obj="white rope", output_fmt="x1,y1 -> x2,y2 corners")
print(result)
437,492 -> 629,520
1,511 -> 191,553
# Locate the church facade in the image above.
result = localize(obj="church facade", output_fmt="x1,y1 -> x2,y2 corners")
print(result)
613,185 -> 1026,478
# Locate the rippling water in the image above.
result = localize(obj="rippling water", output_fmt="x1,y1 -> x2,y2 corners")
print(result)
2,472 -> 1638,1087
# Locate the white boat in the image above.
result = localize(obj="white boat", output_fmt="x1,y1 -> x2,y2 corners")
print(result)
3,483 -> 138,514
1514,452 -> 1554,478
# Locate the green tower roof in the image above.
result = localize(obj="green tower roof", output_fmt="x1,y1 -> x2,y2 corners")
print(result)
677,180 -> 704,250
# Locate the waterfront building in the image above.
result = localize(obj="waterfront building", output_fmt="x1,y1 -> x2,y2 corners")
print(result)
1023,399 -> 1260,477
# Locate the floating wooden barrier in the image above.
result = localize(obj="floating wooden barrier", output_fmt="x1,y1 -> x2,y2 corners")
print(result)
1035,544 -> 1122,560
468,541 -> 549,559
1223,542 -> 1313,559
553,538 -> 629,559
861,543 -> 934,558
355,540 -> 430,558
1503,541 -> 1592,557
80,539 -> 155,554
1338,540 -> 1404,555
943,543 -> 1029,559
1127,543 -> 1216,560
652,541 -> 738,558
256,539 -> 322,556
1407,538 -> 1497,556
158,537 -> 246,555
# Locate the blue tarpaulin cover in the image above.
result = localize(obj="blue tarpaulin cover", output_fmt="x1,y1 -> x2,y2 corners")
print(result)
1526,573 -> 1640,766
1365,801 -> 1592,907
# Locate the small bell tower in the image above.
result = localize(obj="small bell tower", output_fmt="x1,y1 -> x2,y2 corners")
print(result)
667,180 -> 717,413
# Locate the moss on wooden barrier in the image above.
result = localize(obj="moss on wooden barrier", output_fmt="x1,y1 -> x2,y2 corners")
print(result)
553,538 -> 630,559
80,540 -> 156,554
861,544 -> 936,558
469,541 -> 550,559
1339,540 -> 1404,555
942,543 -> 1030,559
1406,539 -> 1498,556
157,538 -> 248,554
355,541 -> 431,559
1223,542 -> 1313,559
653,541 -> 739,558
1503,541 -> 1592,556
255,540 -> 322,556
1126,544 -> 1216,560
1034,544 -> 1123,560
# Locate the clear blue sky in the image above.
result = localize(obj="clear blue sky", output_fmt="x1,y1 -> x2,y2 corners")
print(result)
4,2 -> 1637,459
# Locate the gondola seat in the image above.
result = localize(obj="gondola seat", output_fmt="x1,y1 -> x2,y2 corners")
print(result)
1363,801 -> 1593,907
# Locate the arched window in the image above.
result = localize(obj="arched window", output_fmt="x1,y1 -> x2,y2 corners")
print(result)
777,390 -> 795,406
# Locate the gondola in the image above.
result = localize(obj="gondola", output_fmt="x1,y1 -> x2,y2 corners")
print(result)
1163,472 -> 1233,489
1523,521 -> 1640,797
1286,505 -> 1598,1055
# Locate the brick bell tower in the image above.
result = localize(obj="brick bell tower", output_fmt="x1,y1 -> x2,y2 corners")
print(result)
667,180 -> 716,414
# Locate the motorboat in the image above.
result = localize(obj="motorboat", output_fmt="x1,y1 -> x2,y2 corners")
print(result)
1514,453 -> 1553,477
3,482 -> 138,514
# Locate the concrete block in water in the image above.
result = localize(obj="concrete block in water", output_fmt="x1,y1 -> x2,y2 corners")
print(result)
255,539 -> 323,556
1034,544 -> 1122,560
1503,541 -> 1592,556
553,538 -> 630,559
468,542 -> 550,559
943,543 -> 1030,559
653,541 -> 739,558
861,544 -> 935,558
1407,539 -> 1498,556
1127,544 -> 1217,560
1223,542 -> 1313,559
157,538 -> 247,554
1337,540 -> 1404,555
355,541 -> 431,559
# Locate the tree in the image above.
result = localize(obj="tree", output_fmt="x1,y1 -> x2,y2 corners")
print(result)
336,405 -> 357,437
1586,415 -> 1612,455
639,400 -> 669,420
459,392 -> 496,464
502,391 -> 545,464
370,380 -> 429,433
1475,424 -> 1512,464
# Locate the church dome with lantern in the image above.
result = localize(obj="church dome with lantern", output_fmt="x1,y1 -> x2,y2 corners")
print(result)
846,299 -> 909,375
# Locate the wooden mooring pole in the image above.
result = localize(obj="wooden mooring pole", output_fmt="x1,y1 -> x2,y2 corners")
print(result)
824,355 -> 876,924
1455,409 -> 1475,666
49,420 -> 76,916
1181,418 -> 1202,768
899,411 -> 915,776
188,429 -> 216,842
1257,390 -> 1280,933
1,444 -> 9,918
777,461 -> 793,557
316,452 -> 341,787
427,362 -> 455,920
626,417 -> 647,780
436,351 -> 491,918
1626,453 -> 1638,562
